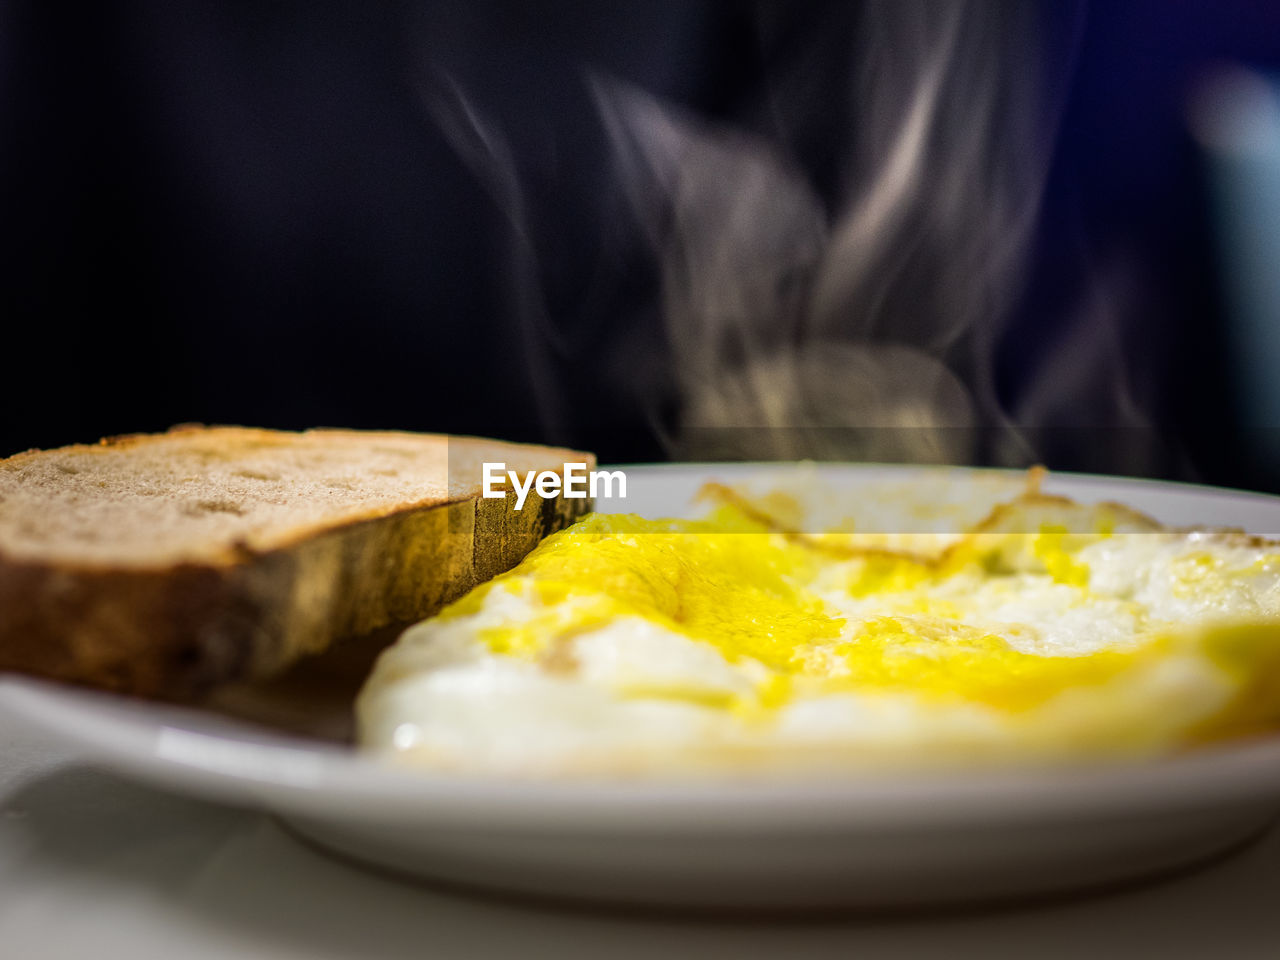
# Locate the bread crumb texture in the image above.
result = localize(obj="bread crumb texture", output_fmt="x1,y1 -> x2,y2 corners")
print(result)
0,426 -> 580,567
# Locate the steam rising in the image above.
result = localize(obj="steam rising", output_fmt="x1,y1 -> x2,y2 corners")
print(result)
421,1 -> 1151,468
594,0 -> 1083,464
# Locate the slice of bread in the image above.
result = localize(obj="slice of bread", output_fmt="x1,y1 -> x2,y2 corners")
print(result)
0,426 -> 593,698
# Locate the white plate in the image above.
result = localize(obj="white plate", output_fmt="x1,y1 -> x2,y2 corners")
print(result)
4,464 -> 1280,910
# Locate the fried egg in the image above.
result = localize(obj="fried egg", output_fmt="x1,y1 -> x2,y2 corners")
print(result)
356,470 -> 1280,777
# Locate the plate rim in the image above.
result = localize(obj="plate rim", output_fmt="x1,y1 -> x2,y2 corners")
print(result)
6,672 -> 1280,832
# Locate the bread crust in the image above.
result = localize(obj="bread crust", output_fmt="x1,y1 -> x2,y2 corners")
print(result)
0,428 -> 593,698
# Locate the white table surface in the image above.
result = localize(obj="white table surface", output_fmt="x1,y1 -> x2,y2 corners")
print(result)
3,722 -> 1279,960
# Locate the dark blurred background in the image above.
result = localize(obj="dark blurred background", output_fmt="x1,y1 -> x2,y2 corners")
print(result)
4,1 -> 1280,490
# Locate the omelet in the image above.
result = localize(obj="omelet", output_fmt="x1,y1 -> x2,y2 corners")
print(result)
356,470 -> 1280,777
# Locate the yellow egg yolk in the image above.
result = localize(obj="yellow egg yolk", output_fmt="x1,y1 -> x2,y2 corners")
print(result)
438,512 -> 1166,714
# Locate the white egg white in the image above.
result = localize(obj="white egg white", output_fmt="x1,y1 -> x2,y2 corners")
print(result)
356,482 -> 1280,778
